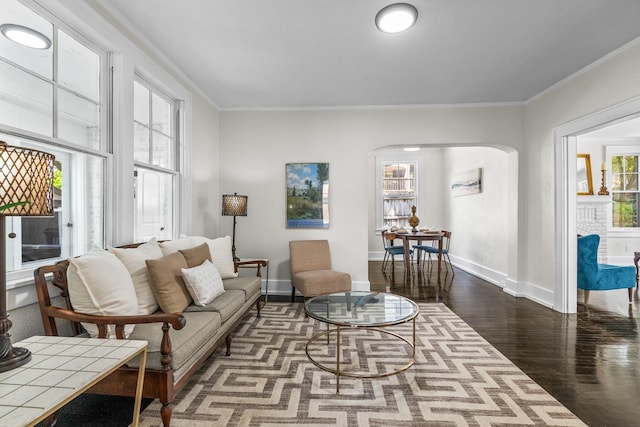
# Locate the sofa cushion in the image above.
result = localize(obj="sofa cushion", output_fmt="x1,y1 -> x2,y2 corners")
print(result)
128,311 -> 222,372
179,242 -> 212,268
222,276 -> 261,302
146,252 -> 192,313
191,235 -> 238,279
67,248 -> 138,338
184,289 -> 244,322
181,260 -> 225,306
107,238 -> 163,314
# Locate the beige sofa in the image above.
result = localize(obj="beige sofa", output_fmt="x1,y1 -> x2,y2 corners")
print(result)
33,236 -> 265,427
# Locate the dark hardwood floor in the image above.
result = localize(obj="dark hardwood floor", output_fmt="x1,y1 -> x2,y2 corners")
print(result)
50,261 -> 640,426
370,260 -> 640,427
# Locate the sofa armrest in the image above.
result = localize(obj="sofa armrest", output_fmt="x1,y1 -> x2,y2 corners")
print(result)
234,259 -> 267,275
42,306 -> 186,370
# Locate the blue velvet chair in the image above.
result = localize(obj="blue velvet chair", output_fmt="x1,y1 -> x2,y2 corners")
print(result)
577,234 -> 635,304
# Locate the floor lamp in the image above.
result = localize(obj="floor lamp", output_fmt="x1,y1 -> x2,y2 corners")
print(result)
0,141 -> 55,372
222,193 -> 247,261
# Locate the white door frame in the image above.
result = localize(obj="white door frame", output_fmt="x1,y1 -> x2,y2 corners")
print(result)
554,97 -> 640,313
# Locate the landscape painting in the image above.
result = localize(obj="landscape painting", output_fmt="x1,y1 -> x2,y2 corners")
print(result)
286,163 -> 329,228
451,168 -> 482,196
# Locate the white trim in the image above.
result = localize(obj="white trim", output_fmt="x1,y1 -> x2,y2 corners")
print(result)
526,36 -> 640,105
554,95 -> 640,314
221,101 -> 524,112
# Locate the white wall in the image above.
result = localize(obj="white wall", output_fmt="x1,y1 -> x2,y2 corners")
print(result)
220,106 -> 524,296
444,147 -> 510,275
525,39 -> 640,303
190,93 -> 221,237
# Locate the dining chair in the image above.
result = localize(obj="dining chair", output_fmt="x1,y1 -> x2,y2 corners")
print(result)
381,231 -> 412,272
413,230 -> 454,276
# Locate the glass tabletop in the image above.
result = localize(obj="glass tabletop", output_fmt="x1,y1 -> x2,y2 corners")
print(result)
304,291 -> 419,327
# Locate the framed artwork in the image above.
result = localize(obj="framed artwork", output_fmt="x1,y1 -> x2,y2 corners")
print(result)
451,168 -> 482,196
286,163 -> 330,228
577,153 -> 594,195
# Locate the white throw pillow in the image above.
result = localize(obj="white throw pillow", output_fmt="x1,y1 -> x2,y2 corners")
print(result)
181,260 -> 225,306
67,248 -> 139,338
191,235 -> 238,279
159,237 -> 201,256
107,238 -> 163,314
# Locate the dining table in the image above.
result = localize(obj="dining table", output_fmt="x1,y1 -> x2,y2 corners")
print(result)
395,231 -> 444,278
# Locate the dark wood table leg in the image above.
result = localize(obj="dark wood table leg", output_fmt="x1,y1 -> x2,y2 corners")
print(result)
403,237 -> 411,279
634,251 -> 640,288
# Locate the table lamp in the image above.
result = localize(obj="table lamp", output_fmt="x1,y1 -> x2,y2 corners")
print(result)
221,193 -> 247,261
0,141 -> 54,372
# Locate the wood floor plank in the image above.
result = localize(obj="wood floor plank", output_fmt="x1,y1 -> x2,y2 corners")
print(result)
369,260 -> 640,427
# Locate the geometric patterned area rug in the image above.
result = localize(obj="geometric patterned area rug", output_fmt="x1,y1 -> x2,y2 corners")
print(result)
139,302 -> 585,426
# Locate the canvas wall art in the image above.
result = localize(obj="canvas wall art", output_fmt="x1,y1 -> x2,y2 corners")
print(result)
286,163 -> 330,228
451,168 -> 482,196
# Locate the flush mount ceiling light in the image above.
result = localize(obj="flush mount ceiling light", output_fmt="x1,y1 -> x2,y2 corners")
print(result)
375,3 -> 418,34
0,23 -> 51,49
403,147 -> 420,152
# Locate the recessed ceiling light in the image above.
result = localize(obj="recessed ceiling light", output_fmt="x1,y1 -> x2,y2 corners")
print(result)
0,23 -> 51,49
404,147 -> 420,152
375,3 -> 418,34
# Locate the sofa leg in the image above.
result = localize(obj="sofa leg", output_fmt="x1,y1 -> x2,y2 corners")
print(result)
256,299 -> 261,318
160,401 -> 172,427
225,335 -> 232,356
291,286 -> 296,302
628,287 -> 633,303
584,290 -> 590,305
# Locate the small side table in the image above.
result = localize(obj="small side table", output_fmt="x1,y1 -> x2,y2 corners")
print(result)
0,336 -> 147,427
635,251 -> 640,288
237,258 -> 269,308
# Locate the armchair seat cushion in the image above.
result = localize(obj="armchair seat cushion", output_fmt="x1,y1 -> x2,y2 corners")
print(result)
577,234 -> 635,292
292,270 -> 351,298
582,263 -> 636,291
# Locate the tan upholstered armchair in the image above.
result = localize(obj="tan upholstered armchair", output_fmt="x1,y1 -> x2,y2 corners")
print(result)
289,240 -> 352,301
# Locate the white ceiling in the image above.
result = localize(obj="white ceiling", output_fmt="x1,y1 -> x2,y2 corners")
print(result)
100,0 -> 640,110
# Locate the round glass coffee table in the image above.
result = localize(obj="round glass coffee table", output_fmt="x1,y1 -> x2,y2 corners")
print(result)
304,291 -> 419,393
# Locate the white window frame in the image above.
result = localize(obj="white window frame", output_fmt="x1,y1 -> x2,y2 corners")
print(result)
132,75 -> 181,241
1,1 -> 110,286
376,155 -> 421,231
606,145 -> 640,236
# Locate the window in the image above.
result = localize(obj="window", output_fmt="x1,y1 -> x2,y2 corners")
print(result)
380,161 -> 418,229
133,78 -> 178,241
0,0 -> 106,273
611,153 -> 639,228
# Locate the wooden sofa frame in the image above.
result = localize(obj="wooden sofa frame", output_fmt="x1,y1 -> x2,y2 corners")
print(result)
33,250 -> 266,427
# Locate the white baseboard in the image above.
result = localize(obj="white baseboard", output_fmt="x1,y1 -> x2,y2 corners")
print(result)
449,255 -> 555,309
263,279 -> 370,298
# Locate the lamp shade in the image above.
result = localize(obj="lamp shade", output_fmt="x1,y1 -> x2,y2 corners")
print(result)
0,141 -> 54,216
221,193 -> 247,216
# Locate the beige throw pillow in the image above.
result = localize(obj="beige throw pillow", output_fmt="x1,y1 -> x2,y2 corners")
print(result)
67,248 -> 138,338
181,260 -> 225,306
179,242 -> 212,268
107,238 -> 163,314
146,252 -> 192,313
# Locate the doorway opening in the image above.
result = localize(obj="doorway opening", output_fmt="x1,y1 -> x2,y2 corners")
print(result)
554,97 -> 640,313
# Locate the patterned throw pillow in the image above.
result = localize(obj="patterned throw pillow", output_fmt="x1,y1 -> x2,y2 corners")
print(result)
181,260 -> 225,306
